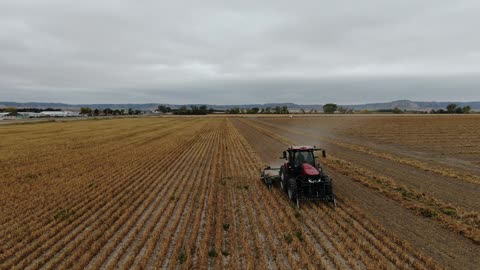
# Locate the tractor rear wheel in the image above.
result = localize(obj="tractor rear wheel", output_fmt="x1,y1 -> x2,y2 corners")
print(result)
287,178 -> 297,201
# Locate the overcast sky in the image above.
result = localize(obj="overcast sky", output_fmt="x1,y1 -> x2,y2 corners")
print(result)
1,0 -> 479,104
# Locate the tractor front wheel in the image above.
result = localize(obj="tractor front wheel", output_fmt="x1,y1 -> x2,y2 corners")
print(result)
280,167 -> 287,192
287,178 -> 297,201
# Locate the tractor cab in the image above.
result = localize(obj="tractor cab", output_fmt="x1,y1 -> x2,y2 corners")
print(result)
283,146 -> 326,176
293,150 -> 314,166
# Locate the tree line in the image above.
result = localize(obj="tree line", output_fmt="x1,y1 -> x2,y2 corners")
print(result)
225,106 -> 289,114
323,103 -> 473,114
159,105 -> 290,114
80,107 -> 143,116
78,105 -> 215,116
157,105 -> 215,115
430,104 -> 471,114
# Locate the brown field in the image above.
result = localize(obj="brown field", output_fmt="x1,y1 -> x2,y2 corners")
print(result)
0,115 -> 478,269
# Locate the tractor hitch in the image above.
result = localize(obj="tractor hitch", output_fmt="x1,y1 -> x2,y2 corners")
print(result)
260,166 -> 280,191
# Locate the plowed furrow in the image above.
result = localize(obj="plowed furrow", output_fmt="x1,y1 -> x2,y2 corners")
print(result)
21,134 -> 206,269
156,123 -> 221,269
93,123 -> 218,269
138,121 -> 220,268
0,119 -> 198,235
0,119 -> 206,266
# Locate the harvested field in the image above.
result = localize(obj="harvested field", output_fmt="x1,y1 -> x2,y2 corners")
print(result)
0,116 -> 478,269
234,115 -> 480,269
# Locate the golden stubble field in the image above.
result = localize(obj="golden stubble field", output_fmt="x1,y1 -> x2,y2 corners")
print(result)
0,115 -> 478,269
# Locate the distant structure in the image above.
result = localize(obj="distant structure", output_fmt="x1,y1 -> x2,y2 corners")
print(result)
40,111 -> 80,117
0,112 -> 24,120
1,111 -> 81,120
19,112 -> 45,118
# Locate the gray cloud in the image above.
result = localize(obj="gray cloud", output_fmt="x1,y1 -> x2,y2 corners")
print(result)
1,0 -> 479,104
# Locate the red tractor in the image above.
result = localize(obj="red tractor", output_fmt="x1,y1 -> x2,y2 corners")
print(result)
261,146 -> 336,207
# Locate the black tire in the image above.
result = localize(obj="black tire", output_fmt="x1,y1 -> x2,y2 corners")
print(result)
267,182 -> 272,191
279,167 -> 287,191
287,178 -> 297,201
324,179 -> 333,197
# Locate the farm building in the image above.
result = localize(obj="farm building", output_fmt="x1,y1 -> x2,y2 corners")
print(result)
41,111 -> 80,117
1,111 -> 81,119
18,112 -> 46,118
0,112 -> 27,120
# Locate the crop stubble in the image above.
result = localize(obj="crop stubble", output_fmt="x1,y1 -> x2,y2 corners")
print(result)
0,117 -> 444,269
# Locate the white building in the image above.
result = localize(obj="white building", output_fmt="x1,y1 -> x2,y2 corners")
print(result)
41,111 -> 80,117
18,112 -> 46,118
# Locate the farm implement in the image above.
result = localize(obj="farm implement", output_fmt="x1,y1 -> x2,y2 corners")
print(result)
261,146 -> 336,208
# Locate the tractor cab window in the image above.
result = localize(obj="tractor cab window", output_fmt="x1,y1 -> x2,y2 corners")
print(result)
294,151 -> 314,166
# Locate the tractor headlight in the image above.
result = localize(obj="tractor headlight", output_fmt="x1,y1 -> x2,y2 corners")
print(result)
308,178 -> 319,183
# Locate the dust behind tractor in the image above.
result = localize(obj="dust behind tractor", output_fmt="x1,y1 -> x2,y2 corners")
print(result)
261,146 -> 336,208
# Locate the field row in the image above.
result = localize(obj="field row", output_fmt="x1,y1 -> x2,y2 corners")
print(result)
0,118 -> 440,269
0,118 -> 199,231
0,119 -> 210,269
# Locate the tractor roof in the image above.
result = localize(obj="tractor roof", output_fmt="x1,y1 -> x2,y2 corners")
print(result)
288,146 -> 314,151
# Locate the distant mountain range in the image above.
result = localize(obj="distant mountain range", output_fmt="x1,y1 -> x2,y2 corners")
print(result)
1,100 -> 479,111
